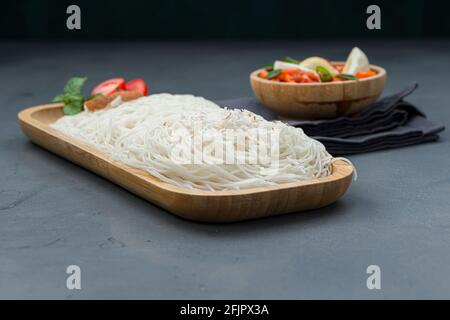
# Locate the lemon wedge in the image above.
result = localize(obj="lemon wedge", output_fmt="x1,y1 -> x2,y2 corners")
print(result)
273,60 -> 315,73
343,47 -> 370,75
299,57 -> 338,76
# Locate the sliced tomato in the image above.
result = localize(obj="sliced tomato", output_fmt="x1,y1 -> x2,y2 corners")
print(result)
334,64 -> 345,73
258,70 -> 269,78
300,74 -> 313,83
355,70 -> 377,79
125,79 -> 148,96
287,69 -> 304,82
306,72 -> 320,82
278,70 -> 293,82
91,78 -> 126,96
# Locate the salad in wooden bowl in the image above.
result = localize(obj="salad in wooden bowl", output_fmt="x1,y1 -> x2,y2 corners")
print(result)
250,47 -> 386,119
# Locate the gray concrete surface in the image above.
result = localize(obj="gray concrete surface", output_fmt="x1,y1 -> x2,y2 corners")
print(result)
0,40 -> 449,299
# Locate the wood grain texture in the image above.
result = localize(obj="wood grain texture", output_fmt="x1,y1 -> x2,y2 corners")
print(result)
250,63 -> 386,120
18,104 -> 353,223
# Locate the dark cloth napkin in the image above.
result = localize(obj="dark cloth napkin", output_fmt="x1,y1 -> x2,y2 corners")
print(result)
217,84 -> 445,155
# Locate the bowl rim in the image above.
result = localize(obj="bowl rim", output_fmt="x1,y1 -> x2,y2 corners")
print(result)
250,62 -> 386,87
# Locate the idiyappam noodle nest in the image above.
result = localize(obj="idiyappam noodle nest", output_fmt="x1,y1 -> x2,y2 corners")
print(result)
52,94 -> 335,191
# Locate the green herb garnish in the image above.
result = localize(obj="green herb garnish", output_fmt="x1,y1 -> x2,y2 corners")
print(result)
316,66 -> 333,82
284,56 -> 301,64
53,77 -> 87,115
266,69 -> 282,79
264,64 -> 274,71
335,74 -> 357,81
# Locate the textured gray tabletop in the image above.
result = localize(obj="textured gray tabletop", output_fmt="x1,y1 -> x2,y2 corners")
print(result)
1,40 -> 449,299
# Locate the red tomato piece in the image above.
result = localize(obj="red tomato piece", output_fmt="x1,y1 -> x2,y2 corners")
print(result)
306,73 -> 320,82
334,64 -> 345,73
91,78 -> 126,96
279,70 -> 294,82
125,79 -> 148,96
287,69 -> 304,82
301,75 -> 313,83
355,70 -> 377,79
258,70 -> 269,78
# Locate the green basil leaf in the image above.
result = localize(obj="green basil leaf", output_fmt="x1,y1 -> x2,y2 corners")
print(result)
335,74 -> 357,80
63,77 -> 87,95
266,69 -> 282,79
53,94 -> 66,102
64,93 -> 84,102
264,64 -> 274,71
316,66 -> 333,82
63,100 -> 84,115
54,77 -> 88,115
284,56 -> 301,64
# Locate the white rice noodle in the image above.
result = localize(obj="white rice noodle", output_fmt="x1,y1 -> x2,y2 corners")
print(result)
52,94 -> 337,191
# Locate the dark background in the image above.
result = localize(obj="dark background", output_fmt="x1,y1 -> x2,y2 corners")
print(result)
1,0 -> 450,301
1,0 -> 449,40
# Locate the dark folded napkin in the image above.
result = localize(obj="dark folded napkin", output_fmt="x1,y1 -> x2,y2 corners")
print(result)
216,84 -> 445,155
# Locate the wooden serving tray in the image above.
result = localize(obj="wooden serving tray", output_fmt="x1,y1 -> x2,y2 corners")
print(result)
18,103 -> 353,223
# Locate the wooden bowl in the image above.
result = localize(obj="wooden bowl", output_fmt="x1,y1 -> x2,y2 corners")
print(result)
250,64 -> 386,120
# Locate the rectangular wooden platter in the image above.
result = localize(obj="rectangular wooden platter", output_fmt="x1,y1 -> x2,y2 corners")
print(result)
18,103 -> 353,223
